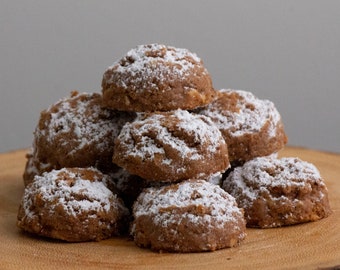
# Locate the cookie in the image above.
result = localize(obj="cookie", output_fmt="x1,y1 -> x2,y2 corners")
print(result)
112,109 -> 230,182
198,89 -> 287,165
17,167 -> 129,242
26,91 -> 135,184
222,156 -> 332,228
109,168 -> 147,209
102,44 -> 216,112
131,179 -> 246,252
23,149 -> 55,186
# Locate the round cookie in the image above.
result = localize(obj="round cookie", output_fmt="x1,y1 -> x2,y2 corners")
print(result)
222,156 -> 332,228
131,179 -> 246,252
17,167 -> 129,242
198,89 -> 287,165
112,109 -> 230,182
102,44 -> 216,112
30,91 -> 135,178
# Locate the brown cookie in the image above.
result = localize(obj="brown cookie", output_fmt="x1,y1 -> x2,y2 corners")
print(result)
131,179 -> 246,252
25,91 -> 135,185
112,110 -> 230,182
17,167 -> 129,242
23,149 -> 55,186
109,167 -> 147,209
222,156 -> 332,228
198,89 -> 287,165
102,44 -> 216,112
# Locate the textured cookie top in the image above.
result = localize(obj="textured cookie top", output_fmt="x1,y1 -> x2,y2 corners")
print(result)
101,44 -> 215,112
199,89 -> 281,137
223,156 -> 325,203
119,110 -> 223,161
22,167 -> 120,219
33,91 -> 135,171
104,44 -> 204,91
133,180 -> 244,229
36,91 -> 132,155
113,110 -> 229,181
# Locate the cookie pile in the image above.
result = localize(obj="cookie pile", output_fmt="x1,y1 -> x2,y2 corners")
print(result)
17,44 -> 332,252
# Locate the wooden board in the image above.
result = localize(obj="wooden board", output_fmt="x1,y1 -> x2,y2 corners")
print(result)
0,147 -> 339,269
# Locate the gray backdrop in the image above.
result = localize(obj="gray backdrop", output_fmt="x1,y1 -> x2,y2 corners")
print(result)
1,0 -> 339,153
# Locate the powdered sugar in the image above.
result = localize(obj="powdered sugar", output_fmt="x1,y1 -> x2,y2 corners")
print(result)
223,156 -> 324,202
200,89 -> 282,137
203,172 -> 223,185
35,92 -> 133,155
133,180 -> 243,229
22,168 -> 117,219
117,110 -> 225,164
105,44 -> 203,91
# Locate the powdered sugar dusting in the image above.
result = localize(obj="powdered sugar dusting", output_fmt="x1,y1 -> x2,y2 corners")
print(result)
105,44 -> 204,91
117,110 -> 225,165
223,156 -> 324,203
202,172 -> 223,185
174,110 -> 223,154
35,92 -> 132,155
200,89 -> 282,137
133,180 -> 243,229
22,168 -> 117,219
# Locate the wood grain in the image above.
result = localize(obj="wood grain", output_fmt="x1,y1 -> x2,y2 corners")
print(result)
0,147 -> 339,269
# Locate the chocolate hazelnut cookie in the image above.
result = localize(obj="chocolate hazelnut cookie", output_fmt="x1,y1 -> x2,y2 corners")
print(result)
27,91 -> 135,184
102,44 -> 216,112
131,179 -> 246,252
17,167 -> 129,242
198,89 -> 287,165
222,156 -> 332,228
112,109 -> 230,182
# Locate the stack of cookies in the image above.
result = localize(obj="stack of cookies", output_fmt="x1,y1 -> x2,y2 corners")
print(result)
17,44 -> 332,252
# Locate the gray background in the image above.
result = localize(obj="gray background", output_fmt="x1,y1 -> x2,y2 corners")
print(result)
1,0 -> 339,153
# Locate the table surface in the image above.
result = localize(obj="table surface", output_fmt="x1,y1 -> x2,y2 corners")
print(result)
0,147 -> 339,270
